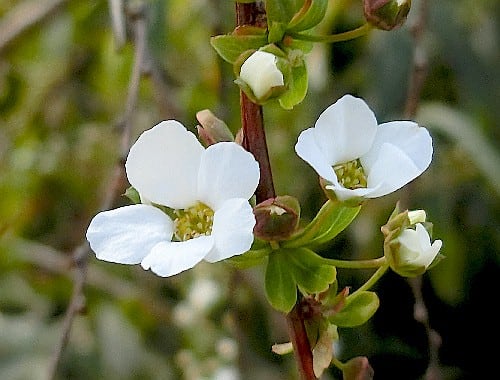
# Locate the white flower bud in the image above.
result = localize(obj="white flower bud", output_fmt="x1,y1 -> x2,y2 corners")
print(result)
394,223 -> 442,275
239,51 -> 285,100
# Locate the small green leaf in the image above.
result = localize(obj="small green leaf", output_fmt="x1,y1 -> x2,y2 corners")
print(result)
284,200 -> 361,248
278,57 -> 308,109
210,33 -> 267,64
266,0 -> 301,24
330,291 -> 379,327
227,247 -> 271,269
285,248 -> 336,294
265,252 -> 297,313
288,0 -> 329,32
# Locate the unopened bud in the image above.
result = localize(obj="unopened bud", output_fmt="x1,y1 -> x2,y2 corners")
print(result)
196,109 -> 234,146
253,195 -> 300,241
342,356 -> 374,380
364,0 -> 411,31
237,50 -> 285,102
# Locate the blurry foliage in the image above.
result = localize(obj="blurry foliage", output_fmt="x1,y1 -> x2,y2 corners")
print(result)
0,0 -> 499,379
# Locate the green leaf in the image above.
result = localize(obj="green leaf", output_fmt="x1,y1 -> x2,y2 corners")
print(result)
284,200 -> 361,248
330,291 -> 379,327
285,248 -> 336,294
226,247 -> 271,269
266,0 -> 301,24
265,253 -> 297,313
210,33 -> 267,64
278,56 -> 308,109
288,0 -> 329,32
268,21 -> 288,43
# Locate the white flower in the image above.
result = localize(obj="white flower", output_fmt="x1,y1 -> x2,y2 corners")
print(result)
295,95 -> 433,202
86,121 -> 260,277
397,223 -> 442,269
239,51 -> 284,100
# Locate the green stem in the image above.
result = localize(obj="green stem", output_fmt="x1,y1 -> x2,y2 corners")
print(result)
323,256 -> 386,269
349,262 -> 390,298
288,23 -> 372,43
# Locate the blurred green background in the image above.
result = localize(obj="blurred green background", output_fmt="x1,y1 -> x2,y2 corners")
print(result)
0,0 -> 499,379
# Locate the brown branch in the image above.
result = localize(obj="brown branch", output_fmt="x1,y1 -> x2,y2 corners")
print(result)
235,3 -> 315,379
46,7 -> 150,379
402,1 -> 443,379
0,0 -> 68,54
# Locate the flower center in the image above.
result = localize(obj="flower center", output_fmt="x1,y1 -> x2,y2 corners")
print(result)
333,159 -> 368,189
173,202 -> 214,241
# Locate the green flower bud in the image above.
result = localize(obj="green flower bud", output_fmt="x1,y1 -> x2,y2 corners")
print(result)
364,0 -> 411,31
253,195 -> 300,241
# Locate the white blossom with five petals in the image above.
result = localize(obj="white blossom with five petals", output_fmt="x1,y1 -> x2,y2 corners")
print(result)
295,95 -> 433,202
86,121 -> 260,277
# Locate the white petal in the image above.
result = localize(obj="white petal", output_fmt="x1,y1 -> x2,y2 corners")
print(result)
125,120 -> 203,209
313,95 -> 378,164
325,182 -> 377,202
362,121 -> 433,174
295,128 -> 339,183
412,224 -> 442,267
362,143 -> 421,198
141,236 -> 214,277
204,198 -> 255,263
86,204 -> 173,264
197,142 -> 259,210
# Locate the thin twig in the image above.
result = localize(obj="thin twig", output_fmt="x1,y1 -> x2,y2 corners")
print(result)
0,0 -> 68,54
402,1 -> 443,379
15,237 -> 172,321
46,7 -> 150,379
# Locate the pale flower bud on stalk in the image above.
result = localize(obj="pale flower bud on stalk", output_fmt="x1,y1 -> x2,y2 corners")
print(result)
238,50 -> 285,101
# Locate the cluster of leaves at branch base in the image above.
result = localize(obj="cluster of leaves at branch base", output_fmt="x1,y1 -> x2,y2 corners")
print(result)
258,202 -> 371,316
299,286 -> 379,377
257,200 -> 361,312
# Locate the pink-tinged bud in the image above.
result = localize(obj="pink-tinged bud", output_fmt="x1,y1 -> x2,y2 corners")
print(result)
253,195 -> 300,241
196,109 -> 233,146
342,356 -> 374,380
364,0 -> 411,31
